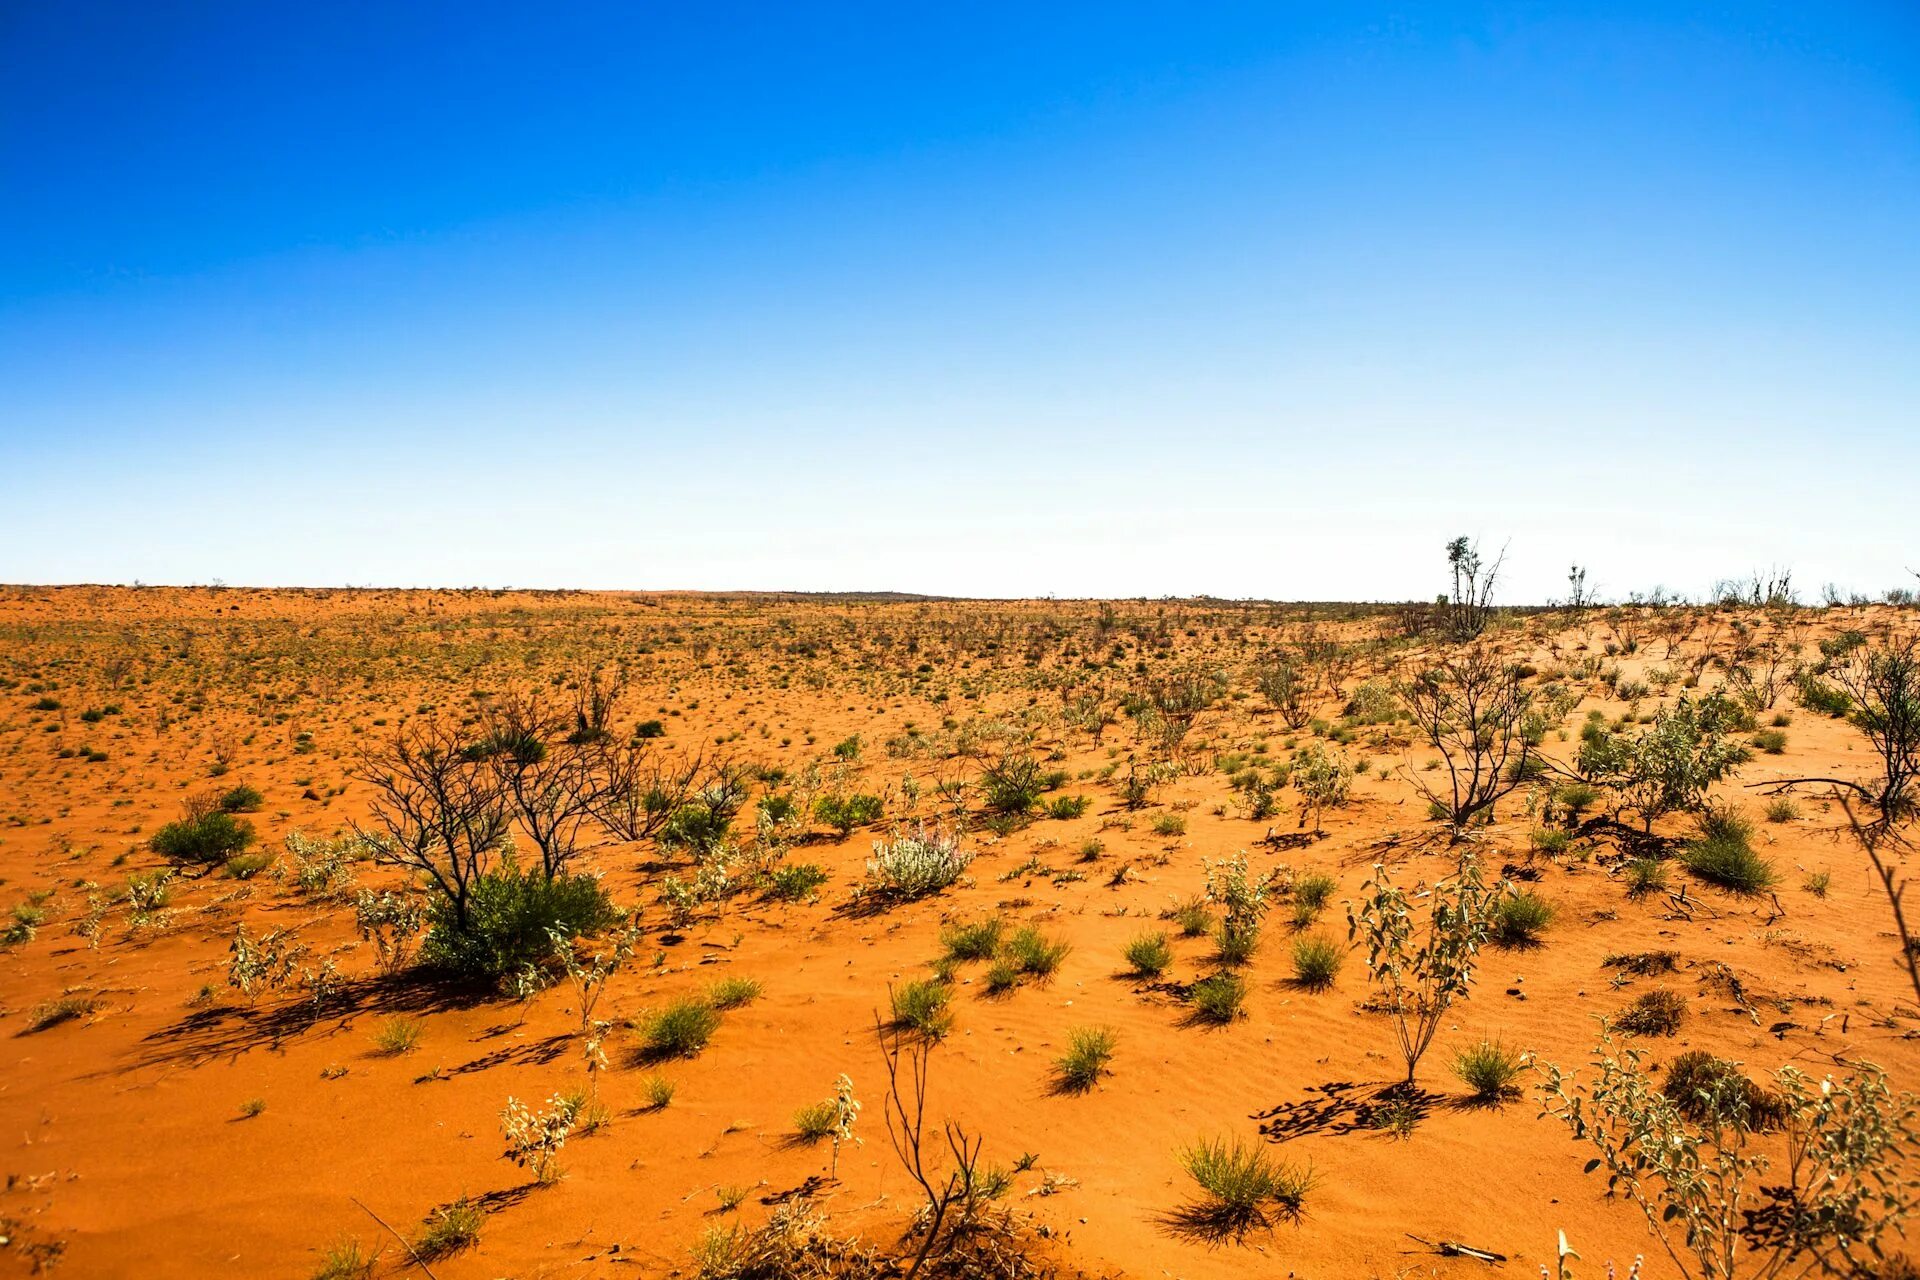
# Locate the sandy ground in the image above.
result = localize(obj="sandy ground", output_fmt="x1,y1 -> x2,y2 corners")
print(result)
0,586 -> 1914,1279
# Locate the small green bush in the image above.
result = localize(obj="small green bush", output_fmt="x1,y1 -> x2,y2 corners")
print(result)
218,784 -> 265,813
1491,891 -> 1554,947
1004,925 -> 1070,977
1187,972 -> 1247,1023
890,979 -> 953,1038
639,997 -> 723,1058
1124,930 -> 1172,977
1615,988 -> 1687,1037
1452,1039 -> 1523,1100
1176,1136 -> 1311,1240
1055,1026 -> 1116,1092
1681,810 -> 1776,894
151,807 -> 256,864
940,917 -> 1003,962
419,864 -> 616,980
1290,934 -> 1342,990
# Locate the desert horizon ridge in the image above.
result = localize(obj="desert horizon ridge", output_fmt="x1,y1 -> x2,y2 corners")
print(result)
3,574 -> 1918,1279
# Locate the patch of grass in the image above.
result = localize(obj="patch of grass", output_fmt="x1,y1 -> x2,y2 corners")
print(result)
1169,896 -> 1212,937
1623,857 -> 1669,898
706,976 -> 762,1010
415,1199 -> 483,1260
642,1074 -> 677,1109
1602,949 -> 1678,976
890,979 -> 953,1038
1172,1136 -> 1312,1242
371,1015 -> 423,1055
1681,810 -> 1776,894
764,862 -> 828,901
1764,797 -> 1800,824
1615,989 -> 1687,1037
1054,1026 -> 1116,1092
793,1098 -> 838,1141
1750,728 -> 1788,754
638,998 -> 723,1059
23,994 -> 96,1032
239,1097 -> 266,1119
939,917 -> 1003,962
1124,930 -> 1172,977
1289,934 -> 1343,990
1802,869 -> 1831,897
1187,972 -> 1247,1024
1452,1039 -> 1524,1101
1291,871 -> 1337,923
310,1237 -> 376,1280
1046,795 -> 1091,820
223,852 -> 273,879
1003,925 -> 1070,978
218,784 -> 265,812
1491,891 -> 1554,947
1151,814 -> 1187,838
1212,919 -> 1260,966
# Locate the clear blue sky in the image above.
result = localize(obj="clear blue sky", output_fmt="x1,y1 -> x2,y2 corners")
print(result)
3,3 -> 1916,600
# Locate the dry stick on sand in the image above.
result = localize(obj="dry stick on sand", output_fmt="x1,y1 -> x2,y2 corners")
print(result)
350,1196 -> 439,1280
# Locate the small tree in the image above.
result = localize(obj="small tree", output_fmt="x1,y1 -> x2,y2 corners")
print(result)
1347,854 -> 1510,1086
1766,636 -> 1920,829
476,690 -> 605,878
1578,694 -> 1746,832
353,719 -> 511,935
1538,1032 -> 1920,1280
1444,536 -> 1506,641
1252,655 -> 1312,730
1400,647 -> 1534,830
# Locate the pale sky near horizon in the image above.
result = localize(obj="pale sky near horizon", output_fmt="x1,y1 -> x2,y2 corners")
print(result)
3,4 -> 1917,602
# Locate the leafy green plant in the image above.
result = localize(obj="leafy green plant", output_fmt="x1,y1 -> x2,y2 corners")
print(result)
1289,934 -> 1343,990
1054,1026 -> 1116,1092
1452,1038 -> 1523,1100
1187,972 -> 1247,1024
1172,1135 -> 1312,1243
1680,809 -> 1775,894
638,997 -> 723,1059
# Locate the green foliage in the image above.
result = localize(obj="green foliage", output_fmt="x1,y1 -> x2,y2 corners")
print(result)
1491,891 -> 1555,947
812,792 -> 883,835
1452,1039 -> 1523,1100
890,978 -> 953,1038
1174,1136 -> 1312,1242
638,997 -> 723,1059
1615,988 -> 1687,1037
1055,1026 -> 1116,1092
151,803 -> 256,864
1187,972 -> 1247,1023
978,751 -> 1046,815
939,917 -> 1003,962
1124,930 -> 1173,977
1289,934 -> 1343,990
1680,809 -> 1776,894
419,863 -> 615,980
764,862 -> 828,900
218,784 -> 265,812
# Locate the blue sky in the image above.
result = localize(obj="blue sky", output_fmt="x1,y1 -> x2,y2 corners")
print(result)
3,3 -> 1916,599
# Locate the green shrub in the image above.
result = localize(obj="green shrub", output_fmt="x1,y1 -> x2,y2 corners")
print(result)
1623,856 -> 1669,898
415,1199 -> 483,1260
1046,794 -> 1091,820
419,864 -> 615,980
1124,930 -> 1172,977
1290,934 -> 1342,990
1750,728 -> 1788,754
223,852 -> 272,879
1292,872 -> 1337,917
764,862 -> 828,900
1452,1039 -> 1523,1100
150,806 -> 256,864
1764,796 -> 1799,823
1004,925 -> 1070,977
218,784 -> 265,813
1491,891 -> 1554,947
1187,972 -> 1247,1023
1175,1136 -> 1311,1240
1680,810 -> 1776,894
1151,813 -> 1187,838
706,976 -> 762,1010
979,753 -> 1045,814
1170,896 -> 1212,937
890,979 -> 953,1038
939,917 -> 1003,962
813,792 -> 883,835
1213,919 -> 1260,966
793,1098 -> 838,1140
638,997 -> 722,1059
1055,1026 -> 1116,1092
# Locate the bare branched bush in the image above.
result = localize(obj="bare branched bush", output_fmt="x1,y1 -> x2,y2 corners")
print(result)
1400,647 -> 1534,830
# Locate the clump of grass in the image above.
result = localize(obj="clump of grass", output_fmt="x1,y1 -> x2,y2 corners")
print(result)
1124,930 -> 1172,977
983,959 -> 1021,994
715,1184 -> 751,1213
1662,1050 -> 1787,1129
1491,891 -> 1555,947
239,1097 -> 267,1119
1169,896 -> 1212,937
939,917 -> 1003,962
793,1098 -> 838,1141
310,1238 -> 376,1280
642,1074 -> 677,1109
1290,872 -> 1337,926
224,852 -> 273,879
765,862 -> 828,901
1452,1039 -> 1524,1101
415,1199 -> 483,1260
1003,925 -> 1070,978
1173,1136 -> 1312,1242
1623,857 -> 1669,898
1151,814 -> 1187,838
706,976 -> 762,1010
1289,935 -> 1343,990
1187,972 -> 1248,1024
1681,810 -> 1776,894
1615,989 -> 1687,1037
890,979 -> 953,1038
23,994 -> 97,1032
1802,869 -> 1831,897
1054,1026 -> 1116,1093
1212,919 -> 1260,966
1750,728 -> 1788,754
371,1015 -> 423,1055
1764,797 -> 1800,824
638,998 -> 723,1059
